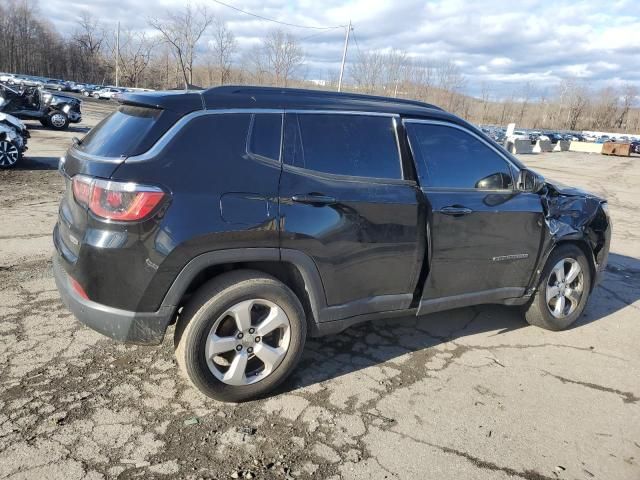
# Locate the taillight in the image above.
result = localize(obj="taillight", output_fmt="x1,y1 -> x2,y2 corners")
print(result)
72,175 -> 92,206
72,175 -> 166,221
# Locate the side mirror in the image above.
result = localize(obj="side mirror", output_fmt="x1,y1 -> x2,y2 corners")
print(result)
517,169 -> 545,193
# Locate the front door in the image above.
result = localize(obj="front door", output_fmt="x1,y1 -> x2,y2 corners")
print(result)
279,111 -> 423,322
404,120 -> 544,313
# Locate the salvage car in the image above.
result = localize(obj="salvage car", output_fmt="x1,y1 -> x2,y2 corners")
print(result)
0,112 -> 29,169
53,86 -> 611,402
0,84 -> 81,130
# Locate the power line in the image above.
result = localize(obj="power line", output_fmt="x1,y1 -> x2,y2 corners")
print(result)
211,0 -> 346,30
351,28 -> 363,58
300,26 -> 344,42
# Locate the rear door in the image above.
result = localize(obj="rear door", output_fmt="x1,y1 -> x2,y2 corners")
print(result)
404,120 -> 544,313
279,111 -> 424,322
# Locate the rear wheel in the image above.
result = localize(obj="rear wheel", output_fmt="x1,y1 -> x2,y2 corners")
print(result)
47,111 -> 69,130
0,138 -> 21,169
524,244 -> 591,330
175,270 -> 306,402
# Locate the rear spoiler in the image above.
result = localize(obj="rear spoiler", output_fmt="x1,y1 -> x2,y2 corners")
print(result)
115,91 -> 205,115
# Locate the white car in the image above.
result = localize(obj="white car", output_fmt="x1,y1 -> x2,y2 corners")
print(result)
92,87 -> 124,100
507,130 -> 530,142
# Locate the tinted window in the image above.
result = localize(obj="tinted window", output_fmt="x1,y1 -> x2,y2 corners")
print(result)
284,113 -> 401,179
406,123 -> 513,190
248,114 -> 282,161
78,106 -> 163,157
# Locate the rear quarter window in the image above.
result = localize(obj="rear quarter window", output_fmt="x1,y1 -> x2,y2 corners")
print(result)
77,106 -> 169,157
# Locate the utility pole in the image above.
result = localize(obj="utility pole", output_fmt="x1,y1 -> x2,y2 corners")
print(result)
337,20 -> 352,92
115,21 -> 120,87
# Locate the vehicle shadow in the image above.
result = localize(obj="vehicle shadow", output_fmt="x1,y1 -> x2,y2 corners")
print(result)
278,251 -> 640,395
26,124 -> 90,134
17,155 -> 59,170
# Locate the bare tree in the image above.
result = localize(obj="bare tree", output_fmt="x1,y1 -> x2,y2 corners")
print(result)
616,85 -> 638,129
207,19 -> 236,86
108,30 -> 155,87
564,81 -> 590,130
149,4 -> 213,88
261,29 -> 304,87
350,50 -> 385,94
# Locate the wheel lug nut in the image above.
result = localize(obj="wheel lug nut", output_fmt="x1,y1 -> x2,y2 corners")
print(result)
247,347 -> 253,353
237,333 -> 243,339
236,345 -> 242,351
255,336 -> 261,343
248,328 -> 255,334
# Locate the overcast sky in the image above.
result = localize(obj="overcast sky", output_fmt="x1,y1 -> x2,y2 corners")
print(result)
39,0 -> 640,98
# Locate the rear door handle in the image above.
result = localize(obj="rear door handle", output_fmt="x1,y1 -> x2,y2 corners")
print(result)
440,205 -> 473,216
291,194 -> 337,205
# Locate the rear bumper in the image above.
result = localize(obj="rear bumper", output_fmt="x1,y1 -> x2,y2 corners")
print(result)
53,254 -> 174,345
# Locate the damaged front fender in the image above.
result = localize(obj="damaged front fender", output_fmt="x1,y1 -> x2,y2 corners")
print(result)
529,180 -> 611,293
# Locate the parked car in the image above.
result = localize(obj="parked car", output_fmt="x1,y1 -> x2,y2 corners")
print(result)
80,84 -> 101,96
595,136 -> 611,144
0,73 -> 20,84
14,75 -> 45,87
92,87 -> 124,99
0,111 -> 29,169
630,141 -> 640,154
53,86 -> 612,402
0,84 -> 82,130
44,78 -> 69,91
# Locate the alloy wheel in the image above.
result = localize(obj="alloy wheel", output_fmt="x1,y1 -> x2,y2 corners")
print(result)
50,113 -> 67,128
545,258 -> 584,318
205,299 -> 291,386
0,140 -> 19,167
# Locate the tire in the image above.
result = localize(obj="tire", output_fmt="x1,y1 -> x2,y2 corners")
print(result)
47,111 -> 69,130
523,244 -> 591,331
175,270 -> 307,402
0,138 -> 22,169
83,91 -> 90,97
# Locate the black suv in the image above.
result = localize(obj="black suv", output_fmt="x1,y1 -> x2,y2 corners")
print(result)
54,86 -> 611,402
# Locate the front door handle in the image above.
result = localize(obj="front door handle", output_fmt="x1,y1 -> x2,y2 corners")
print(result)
291,194 -> 337,205
440,205 -> 473,216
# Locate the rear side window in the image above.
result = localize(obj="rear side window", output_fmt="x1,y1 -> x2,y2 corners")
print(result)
77,106 -> 164,157
406,122 -> 514,190
248,114 -> 282,161
284,113 -> 402,179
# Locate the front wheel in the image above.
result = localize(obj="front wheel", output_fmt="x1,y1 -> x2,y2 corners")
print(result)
175,270 -> 307,402
0,138 -> 22,169
523,244 -> 592,330
47,111 -> 69,130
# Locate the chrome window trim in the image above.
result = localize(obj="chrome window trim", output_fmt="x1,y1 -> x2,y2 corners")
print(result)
126,108 -> 284,163
285,109 -> 399,118
89,108 -> 402,164
402,118 -> 520,189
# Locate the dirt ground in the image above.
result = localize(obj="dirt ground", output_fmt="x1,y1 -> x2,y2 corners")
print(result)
1,99 -> 639,480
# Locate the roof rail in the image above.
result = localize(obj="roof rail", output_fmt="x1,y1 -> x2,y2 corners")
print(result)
203,85 -> 443,111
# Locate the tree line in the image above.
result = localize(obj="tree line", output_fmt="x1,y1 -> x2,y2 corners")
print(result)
1,0 -> 638,133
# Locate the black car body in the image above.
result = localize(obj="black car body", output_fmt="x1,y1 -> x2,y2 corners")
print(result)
53,86 -> 611,401
0,112 -> 29,168
0,84 -> 81,130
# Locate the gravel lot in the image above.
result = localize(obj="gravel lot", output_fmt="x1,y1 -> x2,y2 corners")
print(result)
1,99 -> 639,480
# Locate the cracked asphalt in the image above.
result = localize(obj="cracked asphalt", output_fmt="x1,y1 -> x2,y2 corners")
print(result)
1,101 -> 639,480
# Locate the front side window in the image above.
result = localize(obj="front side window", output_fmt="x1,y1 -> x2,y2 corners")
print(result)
284,113 -> 402,179
406,122 -> 514,190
